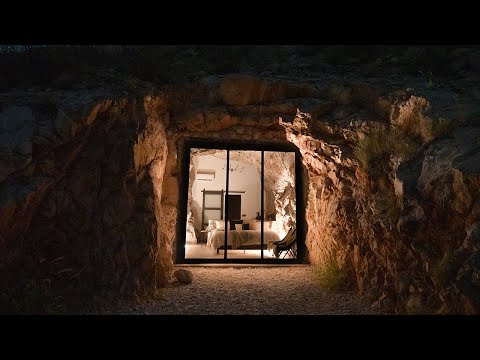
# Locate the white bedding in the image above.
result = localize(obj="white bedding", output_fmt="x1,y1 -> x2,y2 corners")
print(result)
209,230 -> 281,250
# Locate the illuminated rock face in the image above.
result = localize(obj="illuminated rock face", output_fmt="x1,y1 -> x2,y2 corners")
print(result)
0,74 -> 479,313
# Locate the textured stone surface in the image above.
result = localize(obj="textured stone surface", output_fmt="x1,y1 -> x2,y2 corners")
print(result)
394,126 -> 480,313
279,89 -> 480,313
0,91 -> 170,302
1,74 -> 479,313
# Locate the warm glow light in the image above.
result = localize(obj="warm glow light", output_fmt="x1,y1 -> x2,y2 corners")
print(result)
216,249 -> 278,258
185,244 -> 295,259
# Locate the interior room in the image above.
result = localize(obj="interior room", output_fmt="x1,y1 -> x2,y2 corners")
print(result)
185,148 -> 297,260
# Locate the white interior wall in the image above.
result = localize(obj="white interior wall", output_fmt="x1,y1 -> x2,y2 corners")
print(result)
191,154 -> 261,230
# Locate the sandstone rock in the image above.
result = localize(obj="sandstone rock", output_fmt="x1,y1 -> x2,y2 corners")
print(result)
219,75 -> 318,106
174,269 -> 193,284
219,75 -> 262,106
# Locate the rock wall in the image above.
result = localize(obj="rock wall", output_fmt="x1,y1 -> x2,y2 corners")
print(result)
280,86 -> 480,314
0,92 -> 170,306
395,126 -> 480,313
1,74 -> 479,313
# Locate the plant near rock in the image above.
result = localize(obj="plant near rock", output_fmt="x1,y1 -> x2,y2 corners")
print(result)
355,129 -> 414,222
354,128 -> 419,179
314,257 -> 349,292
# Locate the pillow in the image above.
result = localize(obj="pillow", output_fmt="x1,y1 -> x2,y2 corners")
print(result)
242,223 -> 250,230
248,220 -> 272,231
263,221 -> 272,231
229,219 -> 243,230
208,220 -> 216,230
215,220 -> 225,231
249,220 -> 261,230
235,224 -> 243,231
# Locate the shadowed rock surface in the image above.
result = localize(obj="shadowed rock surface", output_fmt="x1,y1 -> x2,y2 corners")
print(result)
1,50 -> 480,314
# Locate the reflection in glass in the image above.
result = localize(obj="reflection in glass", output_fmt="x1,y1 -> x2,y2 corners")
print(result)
185,148 -> 227,259
184,148 -> 297,260
264,151 -> 297,259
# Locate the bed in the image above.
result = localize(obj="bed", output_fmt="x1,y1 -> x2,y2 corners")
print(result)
208,229 -> 281,253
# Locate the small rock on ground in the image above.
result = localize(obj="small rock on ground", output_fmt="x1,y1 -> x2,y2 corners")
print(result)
173,269 -> 193,284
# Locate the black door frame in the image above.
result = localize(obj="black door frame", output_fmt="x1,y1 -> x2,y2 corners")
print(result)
176,138 -> 306,264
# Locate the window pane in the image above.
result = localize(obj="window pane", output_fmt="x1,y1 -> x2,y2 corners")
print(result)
185,148 -> 227,259
264,151 -> 296,259
225,150 -> 262,259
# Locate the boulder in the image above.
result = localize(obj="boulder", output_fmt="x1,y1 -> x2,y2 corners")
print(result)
174,269 -> 193,284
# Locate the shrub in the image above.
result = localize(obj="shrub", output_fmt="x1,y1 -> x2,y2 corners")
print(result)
354,129 -> 390,178
314,257 -> 349,292
355,129 -> 416,221
354,128 -> 419,178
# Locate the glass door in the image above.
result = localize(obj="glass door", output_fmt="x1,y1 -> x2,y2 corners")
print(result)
264,151 -> 297,259
185,148 -> 227,259
183,146 -> 298,262
225,150 -> 262,259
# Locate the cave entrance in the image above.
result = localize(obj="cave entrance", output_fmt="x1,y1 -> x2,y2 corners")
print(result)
176,139 -> 305,264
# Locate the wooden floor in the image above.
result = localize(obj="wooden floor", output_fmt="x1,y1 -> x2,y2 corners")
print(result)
185,244 -> 294,259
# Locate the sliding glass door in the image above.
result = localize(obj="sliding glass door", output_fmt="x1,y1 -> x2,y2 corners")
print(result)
183,146 -> 297,262
225,150 -> 261,259
185,148 -> 227,259
264,151 -> 297,259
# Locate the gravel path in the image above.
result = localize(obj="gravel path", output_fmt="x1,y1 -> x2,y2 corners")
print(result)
98,266 -> 383,315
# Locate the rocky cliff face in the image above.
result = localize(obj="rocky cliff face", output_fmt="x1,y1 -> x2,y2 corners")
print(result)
0,91 -> 172,307
1,74 -> 479,313
280,85 -> 480,314
395,126 -> 480,313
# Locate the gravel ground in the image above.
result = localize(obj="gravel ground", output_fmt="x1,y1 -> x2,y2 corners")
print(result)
94,266 -> 385,315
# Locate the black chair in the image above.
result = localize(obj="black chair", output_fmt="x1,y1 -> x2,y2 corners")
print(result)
272,227 -> 297,259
